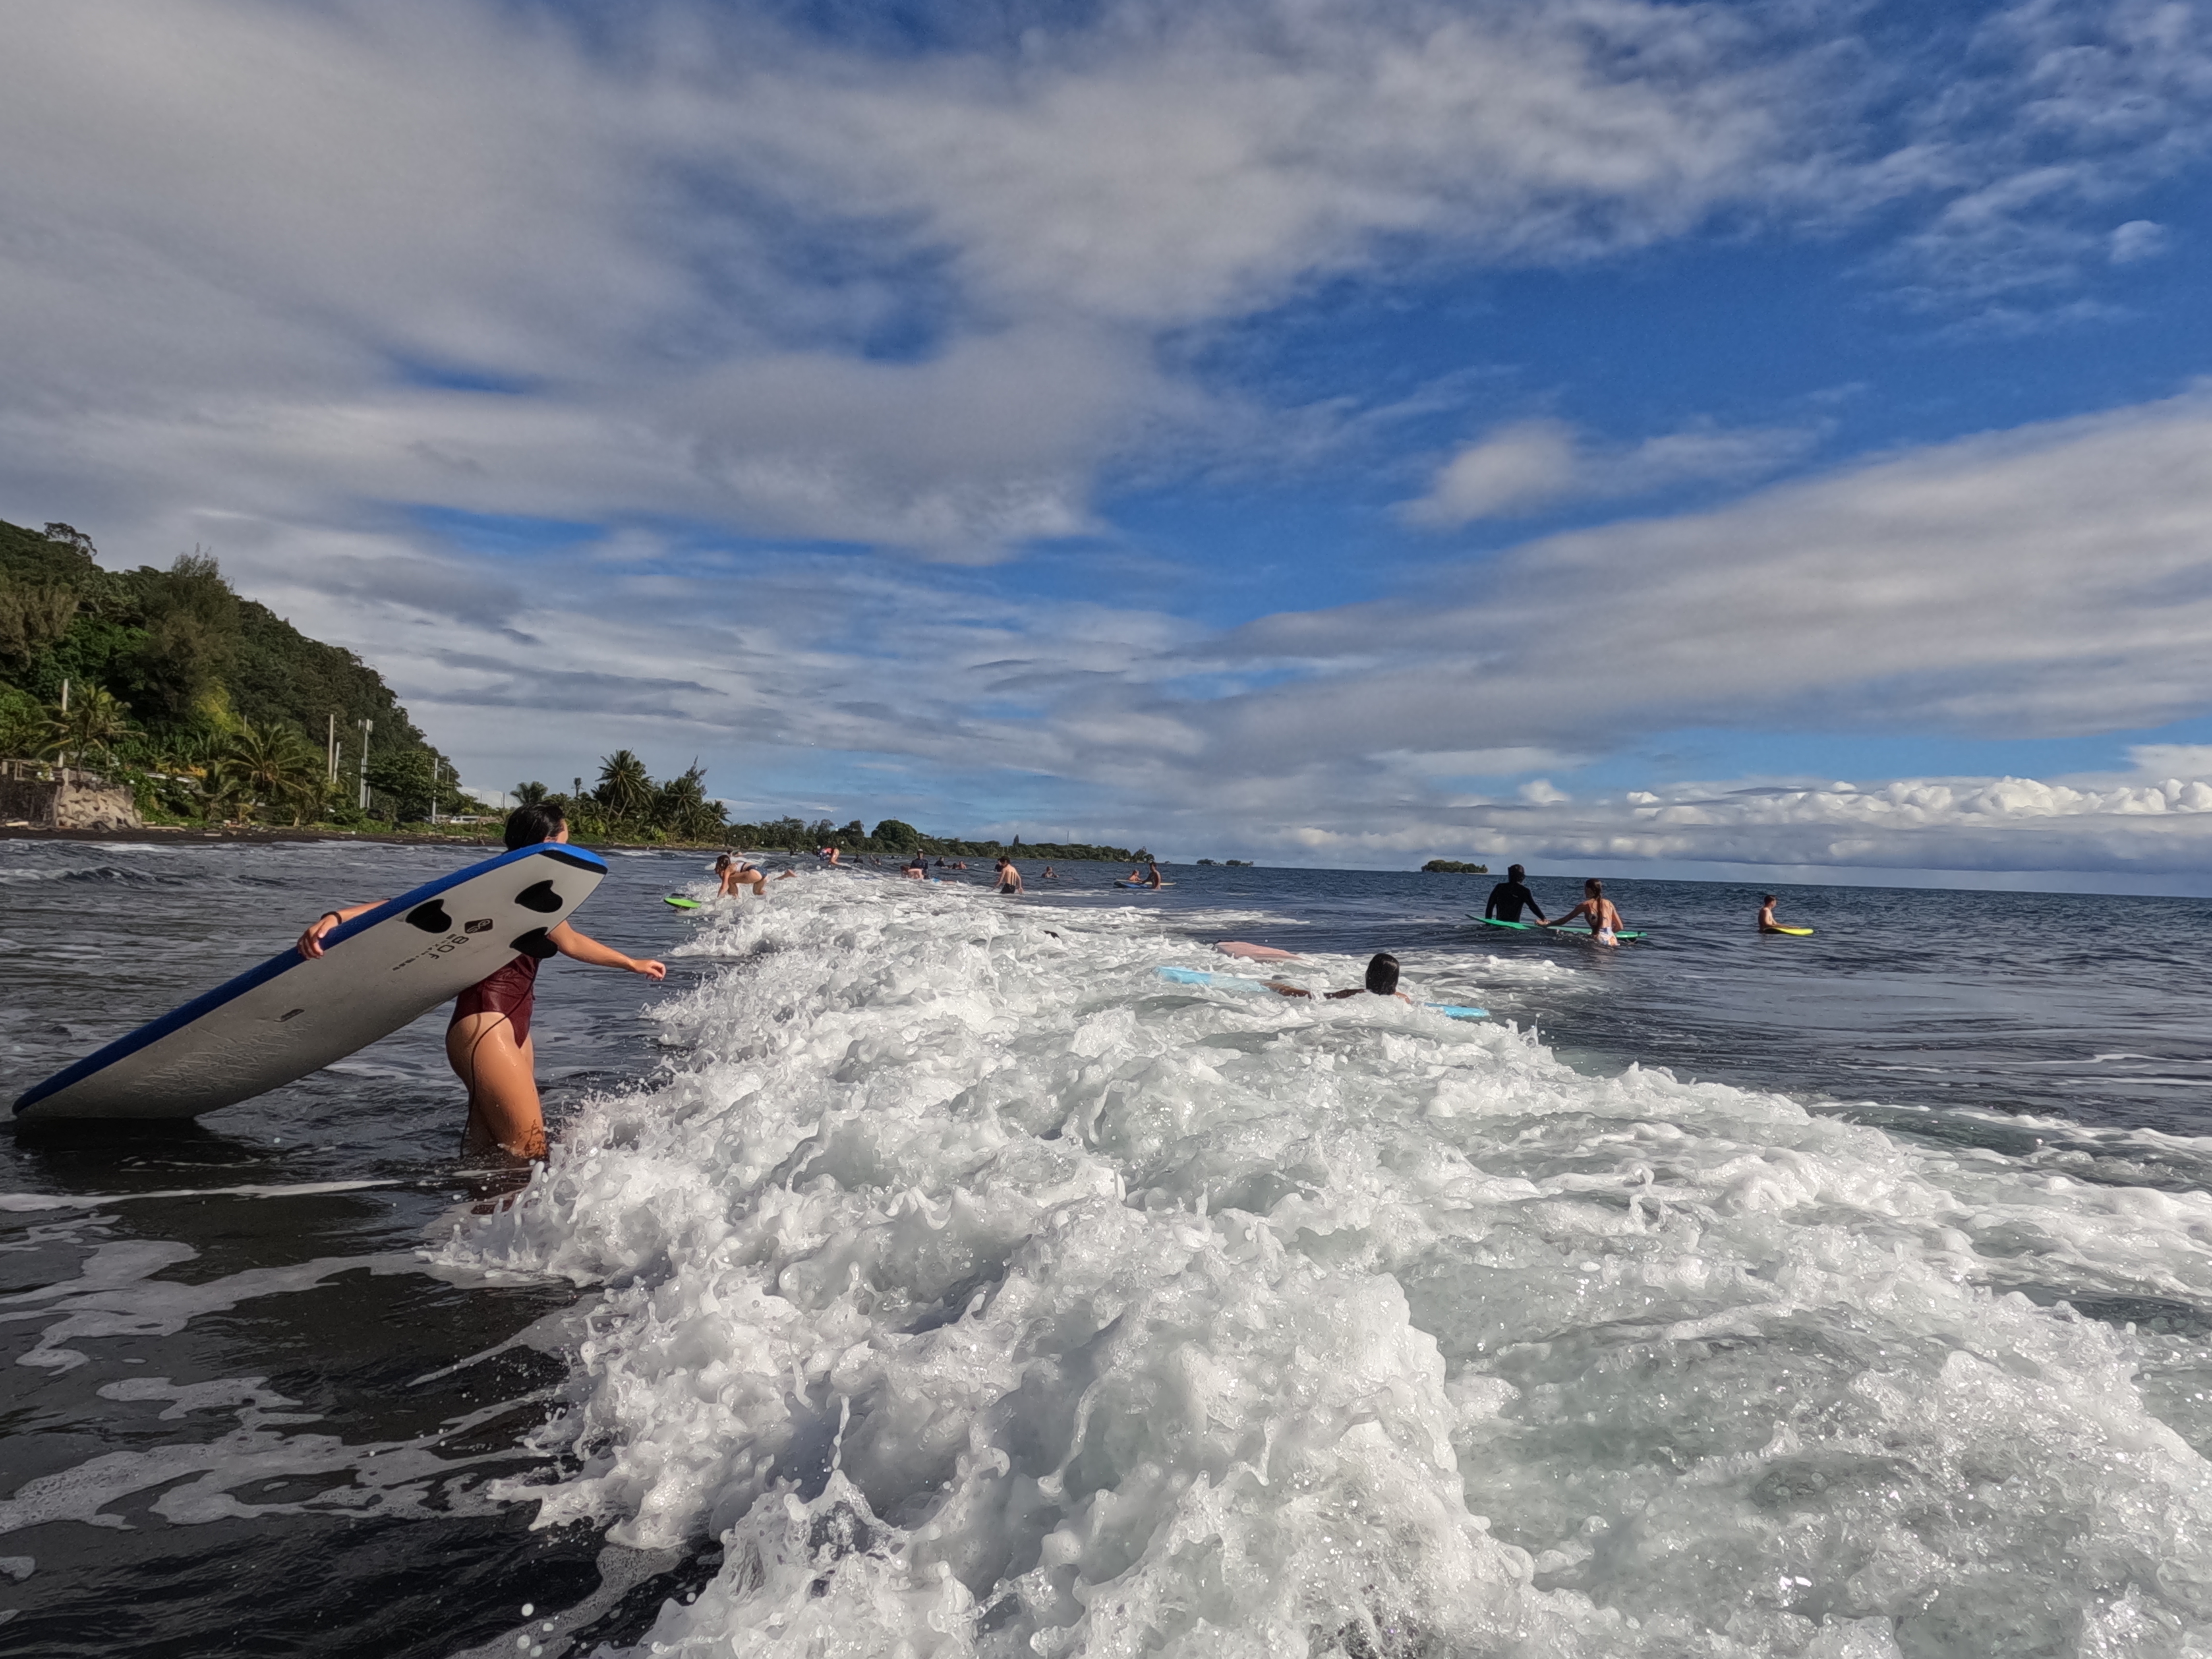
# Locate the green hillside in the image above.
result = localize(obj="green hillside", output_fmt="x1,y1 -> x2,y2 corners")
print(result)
0,517 -> 462,823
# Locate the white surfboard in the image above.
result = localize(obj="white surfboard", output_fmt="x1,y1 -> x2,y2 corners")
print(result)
14,842 -> 608,1122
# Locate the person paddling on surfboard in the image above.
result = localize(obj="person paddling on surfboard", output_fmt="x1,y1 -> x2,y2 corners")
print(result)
1266,952 -> 1415,1003
1547,878 -> 1625,947
1483,864 -> 1547,924
296,803 -> 666,1160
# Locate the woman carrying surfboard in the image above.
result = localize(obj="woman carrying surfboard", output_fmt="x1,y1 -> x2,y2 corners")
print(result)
296,804 -> 665,1159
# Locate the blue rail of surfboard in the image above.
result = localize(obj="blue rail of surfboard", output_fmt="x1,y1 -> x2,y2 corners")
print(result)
12,842 -> 609,1116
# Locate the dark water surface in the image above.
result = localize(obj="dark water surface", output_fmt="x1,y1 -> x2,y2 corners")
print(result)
5,845 -> 2211,1655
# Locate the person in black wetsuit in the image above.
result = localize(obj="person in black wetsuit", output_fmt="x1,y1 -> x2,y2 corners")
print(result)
1484,864 -> 1547,923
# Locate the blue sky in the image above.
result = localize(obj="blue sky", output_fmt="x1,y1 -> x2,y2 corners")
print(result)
11,0 -> 2212,880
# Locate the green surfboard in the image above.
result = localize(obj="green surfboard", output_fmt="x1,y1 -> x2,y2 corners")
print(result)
1473,916 -> 1645,942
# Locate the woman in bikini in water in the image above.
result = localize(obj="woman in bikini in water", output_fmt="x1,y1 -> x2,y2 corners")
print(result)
1548,878 -> 1626,946
294,804 -> 665,1159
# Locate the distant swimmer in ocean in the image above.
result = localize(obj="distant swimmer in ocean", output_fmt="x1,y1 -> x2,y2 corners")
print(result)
1757,894 -> 1811,934
1138,861 -> 1164,889
1266,952 -> 1413,1003
818,845 -> 842,867
1549,878 -> 1625,946
296,803 -> 667,1160
903,853 -> 929,879
994,856 -> 1025,895
1484,864 -> 1548,924
714,852 -> 768,899
1041,864 -> 1058,880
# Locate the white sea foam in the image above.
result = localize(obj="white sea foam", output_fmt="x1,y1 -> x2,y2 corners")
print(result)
442,880 -> 2212,1656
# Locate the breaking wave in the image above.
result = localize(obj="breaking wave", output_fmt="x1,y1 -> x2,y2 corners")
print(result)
442,878 -> 2212,1657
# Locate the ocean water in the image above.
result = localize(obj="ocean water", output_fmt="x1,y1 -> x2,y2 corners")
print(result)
7,847 -> 2212,1657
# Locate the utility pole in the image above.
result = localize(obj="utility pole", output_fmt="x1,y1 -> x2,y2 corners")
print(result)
429,758 -> 441,826
358,718 -> 373,813
326,713 -> 336,784
59,679 -> 68,713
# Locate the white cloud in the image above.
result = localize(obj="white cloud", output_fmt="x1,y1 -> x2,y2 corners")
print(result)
1404,417 -> 1817,525
0,0 -> 1831,561
1404,421 -> 1581,522
8,0 -> 2210,565
2110,218 -> 2170,262
1185,391 -> 2212,770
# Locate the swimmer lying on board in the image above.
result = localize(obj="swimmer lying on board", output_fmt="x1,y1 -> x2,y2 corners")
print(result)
297,804 -> 666,1160
1264,952 -> 1414,1003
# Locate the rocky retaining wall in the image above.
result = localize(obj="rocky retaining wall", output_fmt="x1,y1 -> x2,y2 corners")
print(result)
0,767 -> 142,831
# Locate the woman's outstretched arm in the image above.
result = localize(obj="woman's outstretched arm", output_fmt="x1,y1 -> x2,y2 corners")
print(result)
547,922 -> 666,979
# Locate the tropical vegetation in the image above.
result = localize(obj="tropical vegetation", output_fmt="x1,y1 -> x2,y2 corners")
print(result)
1421,859 -> 1492,873
0,517 -> 466,826
507,754 -> 1143,859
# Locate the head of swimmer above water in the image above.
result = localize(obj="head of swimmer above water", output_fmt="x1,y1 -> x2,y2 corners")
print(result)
1584,878 -> 1604,899
505,802 -> 569,850
1364,952 -> 1400,995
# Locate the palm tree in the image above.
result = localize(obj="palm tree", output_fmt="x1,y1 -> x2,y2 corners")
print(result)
595,750 -> 654,822
217,721 -> 326,824
651,763 -> 727,841
38,686 -> 135,773
513,780 -> 550,806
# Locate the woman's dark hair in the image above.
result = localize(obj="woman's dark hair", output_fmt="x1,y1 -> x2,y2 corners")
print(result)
1585,878 -> 1604,898
1761,893 -> 1776,903
504,802 -> 567,851
1365,952 -> 1400,995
